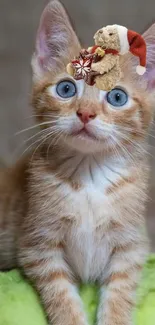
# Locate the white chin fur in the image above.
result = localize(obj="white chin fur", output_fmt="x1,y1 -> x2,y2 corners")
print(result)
63,135 -> 104,154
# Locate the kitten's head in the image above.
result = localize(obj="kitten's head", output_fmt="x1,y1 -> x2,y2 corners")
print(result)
32,0 -> 155,155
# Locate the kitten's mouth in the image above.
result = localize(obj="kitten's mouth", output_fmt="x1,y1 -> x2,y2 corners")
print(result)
71,127 -> 97,141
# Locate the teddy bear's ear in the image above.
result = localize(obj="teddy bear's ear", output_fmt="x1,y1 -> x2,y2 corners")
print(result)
32,0 -> 81,81
142,23 -> 155,89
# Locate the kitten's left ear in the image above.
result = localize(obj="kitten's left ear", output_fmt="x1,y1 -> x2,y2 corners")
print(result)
32,0 -> 81,81
142,23 -> 155,89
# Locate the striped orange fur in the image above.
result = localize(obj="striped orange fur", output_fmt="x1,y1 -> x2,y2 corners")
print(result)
0,1 -> 155,325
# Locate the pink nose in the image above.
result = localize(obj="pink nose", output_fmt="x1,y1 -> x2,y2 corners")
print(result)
77,110 -> 96,124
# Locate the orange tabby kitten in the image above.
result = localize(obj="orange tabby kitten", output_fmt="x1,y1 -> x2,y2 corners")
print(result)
0,1 -> 155,325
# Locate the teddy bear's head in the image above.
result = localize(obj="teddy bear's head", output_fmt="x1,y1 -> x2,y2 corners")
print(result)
94,25 -> 121,51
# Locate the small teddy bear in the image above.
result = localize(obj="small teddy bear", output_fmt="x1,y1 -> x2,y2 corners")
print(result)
90,25 -> 122,90
67,24 -> 146,91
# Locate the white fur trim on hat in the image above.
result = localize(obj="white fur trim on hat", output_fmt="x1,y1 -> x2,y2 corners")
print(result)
114,25 -> 129,55
136,65 -> 146,75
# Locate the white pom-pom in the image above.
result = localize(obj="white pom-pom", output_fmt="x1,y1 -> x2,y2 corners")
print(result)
136,65 -> 146,75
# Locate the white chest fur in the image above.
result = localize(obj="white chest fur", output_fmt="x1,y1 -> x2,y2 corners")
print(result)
56,154 -> 127,223
44,154 -> 129,281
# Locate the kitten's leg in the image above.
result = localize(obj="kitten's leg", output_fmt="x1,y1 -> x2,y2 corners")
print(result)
98,244 -> 147,325
19,242 -> 87,325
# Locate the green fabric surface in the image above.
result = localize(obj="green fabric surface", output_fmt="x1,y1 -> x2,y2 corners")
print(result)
0,255 -> 155,325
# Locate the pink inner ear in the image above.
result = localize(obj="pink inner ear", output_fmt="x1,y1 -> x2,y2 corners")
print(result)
146,68 -> 155,90
35,5 -> 54,70
145,43 -> 155,89
36,29 -> 50,68
35,2 -> 59,71
32,1 -> 81,77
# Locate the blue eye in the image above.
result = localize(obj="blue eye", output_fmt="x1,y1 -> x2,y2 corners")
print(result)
107,88 -> 128,107
56,80 -> 76,99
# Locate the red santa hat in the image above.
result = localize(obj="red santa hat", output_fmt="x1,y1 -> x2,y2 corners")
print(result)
115,25 -> 146,75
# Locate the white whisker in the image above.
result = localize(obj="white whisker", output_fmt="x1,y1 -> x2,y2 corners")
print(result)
113,129 -> 153,158
46,130 -> 64,160
30,127 -> 63,161
20,134 -> 47,158
15,121 -> 59,136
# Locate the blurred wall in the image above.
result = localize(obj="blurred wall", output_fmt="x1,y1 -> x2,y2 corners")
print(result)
0,0 -> 155,247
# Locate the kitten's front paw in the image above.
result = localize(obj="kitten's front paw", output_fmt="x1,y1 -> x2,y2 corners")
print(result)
102,321 -> 132,325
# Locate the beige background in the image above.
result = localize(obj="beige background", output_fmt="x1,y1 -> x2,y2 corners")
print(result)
0,0 -> 155,249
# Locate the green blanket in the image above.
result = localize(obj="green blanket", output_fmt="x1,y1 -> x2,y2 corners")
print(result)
0,255 -> 155,325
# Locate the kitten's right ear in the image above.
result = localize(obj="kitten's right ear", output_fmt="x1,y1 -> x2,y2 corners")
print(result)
32,0 -> 81,81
